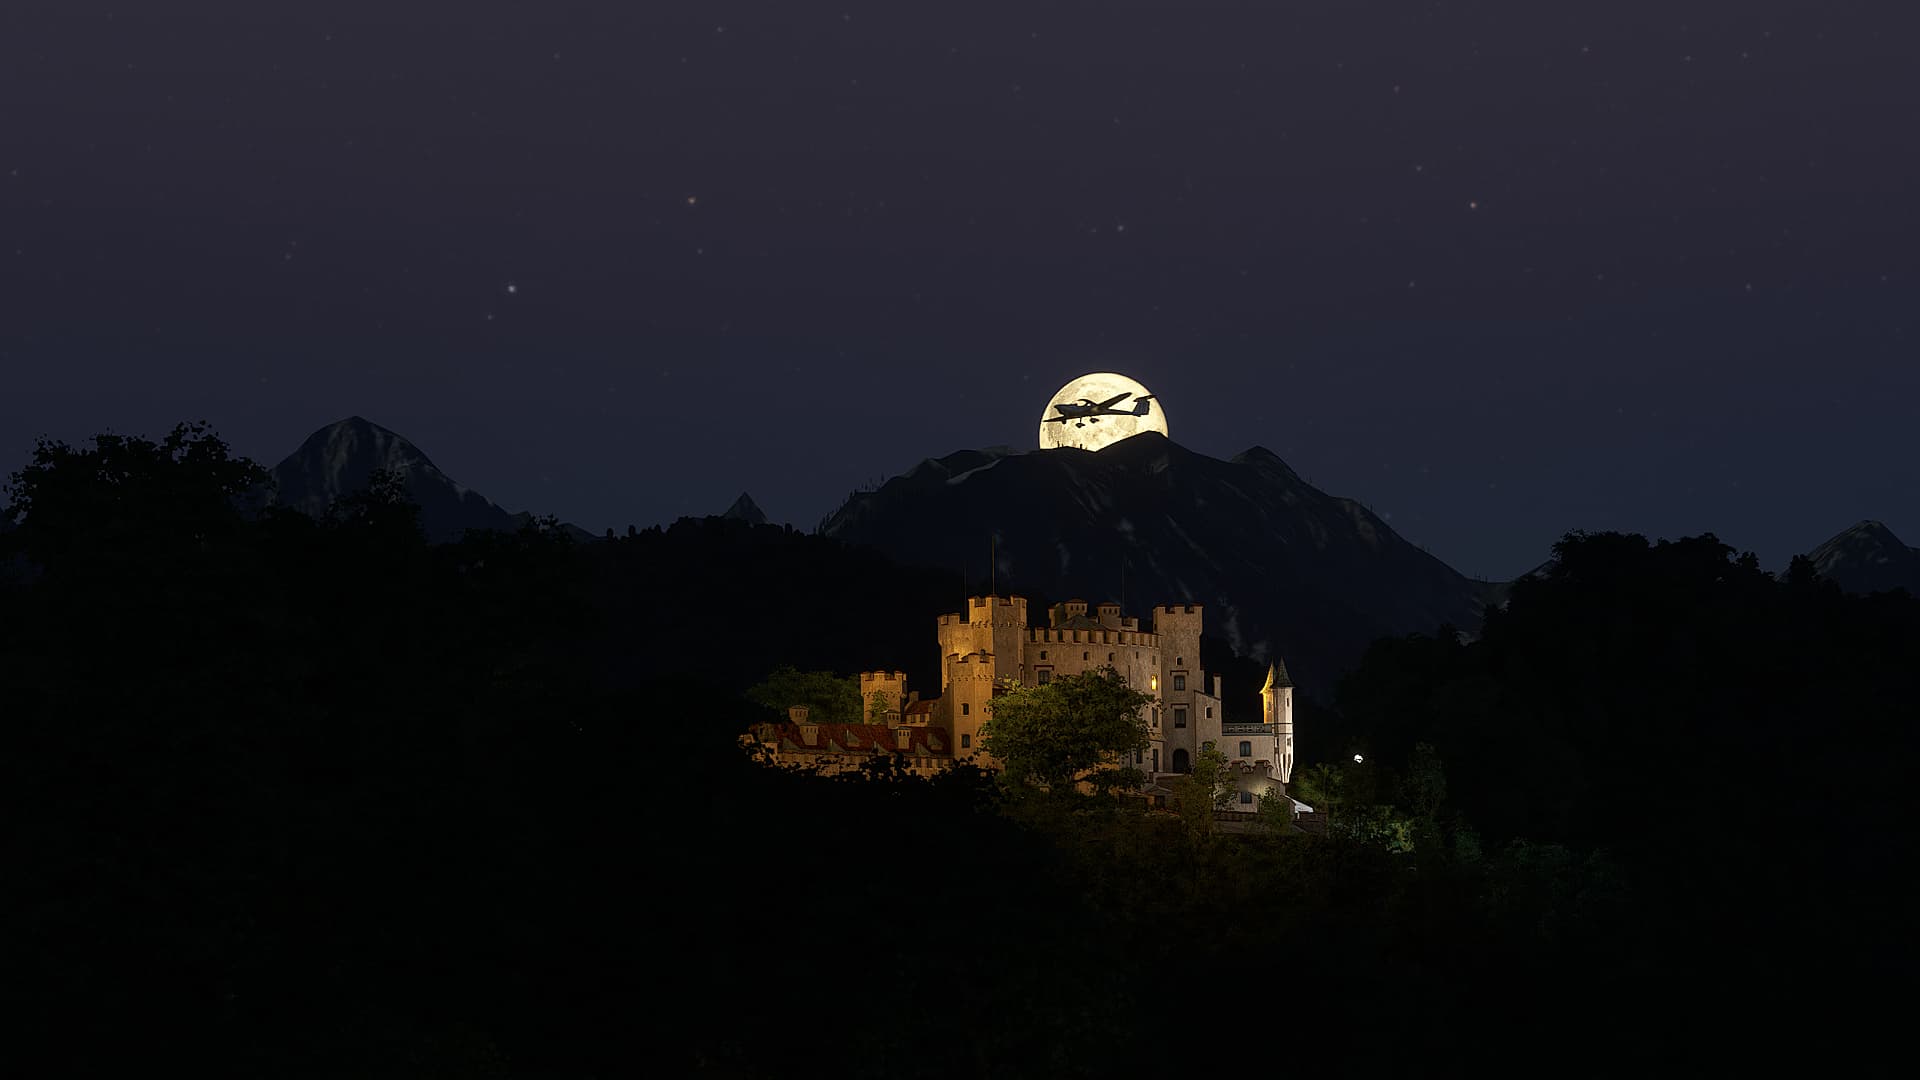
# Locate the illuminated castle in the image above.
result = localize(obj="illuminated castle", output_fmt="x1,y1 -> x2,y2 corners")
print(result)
747,595 -> 1297,805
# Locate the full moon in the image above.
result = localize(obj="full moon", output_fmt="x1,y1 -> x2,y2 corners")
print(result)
1038,372 -> 1169,451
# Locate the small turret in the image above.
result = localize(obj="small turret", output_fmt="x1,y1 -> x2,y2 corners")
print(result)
1261,662 -> 1296,784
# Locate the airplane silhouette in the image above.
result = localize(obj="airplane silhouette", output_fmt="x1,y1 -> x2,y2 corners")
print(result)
1044,392 -> 1155,425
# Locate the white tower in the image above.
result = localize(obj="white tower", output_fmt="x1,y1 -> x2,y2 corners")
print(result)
1261,661 -> 1296,785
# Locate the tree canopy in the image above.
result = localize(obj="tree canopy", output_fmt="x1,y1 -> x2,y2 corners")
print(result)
982,666 -> 1153,795
745,665 -> 864,725
7,425 -> 1912,1073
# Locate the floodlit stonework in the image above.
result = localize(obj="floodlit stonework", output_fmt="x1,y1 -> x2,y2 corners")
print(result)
744,595 -> 1298,804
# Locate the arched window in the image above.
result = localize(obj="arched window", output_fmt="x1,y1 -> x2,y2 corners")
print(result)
1172,748 -> 1191,773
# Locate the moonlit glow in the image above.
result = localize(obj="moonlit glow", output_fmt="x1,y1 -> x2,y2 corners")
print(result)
1037,372 -> 1169,451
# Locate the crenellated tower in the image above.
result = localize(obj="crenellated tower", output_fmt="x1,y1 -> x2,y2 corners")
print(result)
860,670 -> 908,724
937,595 -> 1029,689
946,651 -> 997,763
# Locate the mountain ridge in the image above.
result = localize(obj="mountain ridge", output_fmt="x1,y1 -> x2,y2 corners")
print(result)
268,417 -> 594,543
819,432 -> 1489,694
1804,519 -> 1920,595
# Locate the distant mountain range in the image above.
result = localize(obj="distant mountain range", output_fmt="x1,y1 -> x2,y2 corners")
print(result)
819,432 -> 1493,695
1804,520 -> 1920,596
267,417 -> 595,543
254,419 -> 1914,688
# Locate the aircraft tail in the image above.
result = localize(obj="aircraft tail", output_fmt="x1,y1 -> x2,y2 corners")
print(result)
1131,395 -> 1155,416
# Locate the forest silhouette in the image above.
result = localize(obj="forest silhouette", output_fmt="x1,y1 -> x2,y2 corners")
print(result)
3,424 -> 1910,1074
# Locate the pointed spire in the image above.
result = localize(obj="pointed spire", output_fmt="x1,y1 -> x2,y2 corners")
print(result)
1262,660 -> 1294,692
720,492 -> 768,525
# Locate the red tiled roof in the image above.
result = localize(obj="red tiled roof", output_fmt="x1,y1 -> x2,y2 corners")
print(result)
904,698 -> 938,715
762,722 -> 951,758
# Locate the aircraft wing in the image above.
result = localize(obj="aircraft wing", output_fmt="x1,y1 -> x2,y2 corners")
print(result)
1095,392 -> 1131,410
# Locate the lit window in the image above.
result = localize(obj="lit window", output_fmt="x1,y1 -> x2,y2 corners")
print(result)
1173,674 -> 1186,691
1239,741 -> 1252,758
1239,790 -> 1253,805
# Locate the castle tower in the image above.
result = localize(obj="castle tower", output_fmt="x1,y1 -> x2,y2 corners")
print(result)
1262,660 -> 1296,784
974,595 -> 1028,684
947,651 -> 997,763
939,595 -> 1028,690
1152,604 -> 1204,772
859,670 -> 908,725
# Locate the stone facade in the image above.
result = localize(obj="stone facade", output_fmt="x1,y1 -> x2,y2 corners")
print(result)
745,594 -> 1297,801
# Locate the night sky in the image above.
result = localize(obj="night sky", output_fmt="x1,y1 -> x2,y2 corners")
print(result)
3,2 -> 1912,579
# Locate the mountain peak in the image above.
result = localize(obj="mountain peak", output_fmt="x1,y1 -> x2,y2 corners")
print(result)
270,418 -> 519,542
1806,519 -> 1920,595
821,437 -> 1483,692
721,492 -> 769,525
1838,519 -> 1904,544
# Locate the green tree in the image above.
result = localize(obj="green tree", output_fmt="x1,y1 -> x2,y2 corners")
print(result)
982,666 -> 1152,796
1402,742 -> 1448,819
1293,762 -> 1345,833
2,420 -> 268,577
1174,740 -> 1235,842
1255,787 -> 1298,836
746,666 -> 863,725
867,688 -> 895,723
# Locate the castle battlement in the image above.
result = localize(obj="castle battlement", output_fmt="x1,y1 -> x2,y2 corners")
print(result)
1028,627 -> 1157,646
1154,603 -> 1201,615
860,669 -> 908,682
967,594 -> 1028,609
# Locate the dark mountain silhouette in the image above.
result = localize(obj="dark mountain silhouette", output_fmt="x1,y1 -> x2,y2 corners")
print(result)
267,417 -> 594,542
1805,520 -> 1920,595
720,492 -> 768,525
819,432 -> 1488,694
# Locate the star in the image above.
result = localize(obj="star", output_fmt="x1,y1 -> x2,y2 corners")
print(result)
506,283 -> 518,294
